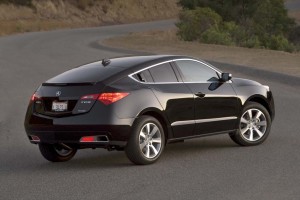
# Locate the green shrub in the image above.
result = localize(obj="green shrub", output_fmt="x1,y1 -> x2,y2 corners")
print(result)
176,0 -> 297,52
176,7 -> 222,41
201,26 -> 233,45
0,0 -> 32,6
267,34 -> 295,52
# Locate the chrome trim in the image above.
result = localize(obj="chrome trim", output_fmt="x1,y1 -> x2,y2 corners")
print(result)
195,116 -> 237,124
171,116 -> 237,126
128,58 -> 223,84
171,120 -> 195,126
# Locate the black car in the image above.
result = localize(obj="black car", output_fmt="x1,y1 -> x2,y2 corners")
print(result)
24,55 -> 275,165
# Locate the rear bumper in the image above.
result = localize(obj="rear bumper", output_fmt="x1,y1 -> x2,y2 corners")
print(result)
25,110 -> 134,148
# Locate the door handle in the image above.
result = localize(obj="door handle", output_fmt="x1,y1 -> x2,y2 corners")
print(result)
195,92 -> 206,98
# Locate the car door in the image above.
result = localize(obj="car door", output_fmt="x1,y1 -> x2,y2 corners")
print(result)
174,59 -> 240,135
135,62 -> 195,138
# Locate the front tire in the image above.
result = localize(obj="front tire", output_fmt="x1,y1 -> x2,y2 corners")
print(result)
229,102 -> 271,146
125,116 -> 165,165
39,143 -> 77,162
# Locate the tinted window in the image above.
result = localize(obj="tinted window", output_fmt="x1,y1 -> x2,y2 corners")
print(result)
135,70 -> 154,82
176,60 -> 218,82
46,62 -> 124,84
148,63 -> 178,82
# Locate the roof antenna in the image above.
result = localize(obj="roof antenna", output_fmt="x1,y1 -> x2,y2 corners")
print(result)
102,58 -> 111,67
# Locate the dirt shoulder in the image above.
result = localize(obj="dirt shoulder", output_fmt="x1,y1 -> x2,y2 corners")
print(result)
102,29 -> 300,77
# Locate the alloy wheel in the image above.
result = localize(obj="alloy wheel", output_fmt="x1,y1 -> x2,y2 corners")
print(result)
240,108 -> 268,142
139,123 -> 162,159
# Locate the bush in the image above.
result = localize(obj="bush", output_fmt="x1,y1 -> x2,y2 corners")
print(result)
201,26 -> 233,45
0,0 -> 32,6
289,26 -> 300,46
176,7 -> 222,41
176,0 -> 297,52
267,34 -> 295,52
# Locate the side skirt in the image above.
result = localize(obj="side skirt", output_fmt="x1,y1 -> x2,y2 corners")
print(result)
167,129 -> 237,143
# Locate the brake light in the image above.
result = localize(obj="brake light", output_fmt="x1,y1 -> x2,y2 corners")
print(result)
98,92 -> 129,105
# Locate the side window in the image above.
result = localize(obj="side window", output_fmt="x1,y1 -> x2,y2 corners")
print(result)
135,70 -> 153,82
175,60 -> 218,82
148,63 -> 178,82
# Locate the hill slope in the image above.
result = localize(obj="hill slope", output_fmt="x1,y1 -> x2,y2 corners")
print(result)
0,0 -> 179,35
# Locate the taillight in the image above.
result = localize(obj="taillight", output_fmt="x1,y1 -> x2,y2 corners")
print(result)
80,92 -> 129,105
98,92 -> 129,105
31,93 -> 40,101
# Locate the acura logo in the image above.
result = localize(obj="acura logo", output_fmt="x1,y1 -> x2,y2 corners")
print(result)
56,91 -> 61,96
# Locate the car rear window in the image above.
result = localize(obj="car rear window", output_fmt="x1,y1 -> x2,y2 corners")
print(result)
46,62 -> 124,84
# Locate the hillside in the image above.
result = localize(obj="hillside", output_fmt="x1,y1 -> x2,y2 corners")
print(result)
0,0 -> 179,36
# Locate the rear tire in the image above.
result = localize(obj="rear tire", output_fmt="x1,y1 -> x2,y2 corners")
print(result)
229,102 -> 271,146
39,143 -> 77,162
125,116 -> 165,165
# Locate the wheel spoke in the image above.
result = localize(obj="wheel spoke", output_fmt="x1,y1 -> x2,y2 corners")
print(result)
149,126 -> 158,138
240,117 -> 248,124
146,145 -> 150,158
150,145 -> 158,155
152,138 -> 161,144
254,110 -> 262,120
249,129 -> 254,141
146,123 -> 150,134
257,121 -> 267,126
254,127 -> 264,138
140,141 -> 147,150
241,127 -> 249,135
247,110 -> 253,119
140,131 -> 146,139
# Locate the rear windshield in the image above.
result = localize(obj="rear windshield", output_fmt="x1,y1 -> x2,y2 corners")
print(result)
46,62 -> 124,84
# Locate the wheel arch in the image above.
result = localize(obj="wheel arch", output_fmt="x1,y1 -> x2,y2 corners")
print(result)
137,108 -> 172,141
245,95 -> 273,120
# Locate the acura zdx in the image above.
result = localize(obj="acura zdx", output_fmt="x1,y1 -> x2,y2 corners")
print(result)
24,55 -> 275,165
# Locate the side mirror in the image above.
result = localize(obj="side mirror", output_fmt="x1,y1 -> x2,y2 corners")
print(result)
221,73 -> 232,82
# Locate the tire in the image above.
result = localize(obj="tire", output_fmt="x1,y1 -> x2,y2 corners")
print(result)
38,143 -> 77,162
229,102 -> 272,146
125,116 -> 165,165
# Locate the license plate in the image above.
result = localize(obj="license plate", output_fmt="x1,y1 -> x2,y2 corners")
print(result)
52,101 -> 68,112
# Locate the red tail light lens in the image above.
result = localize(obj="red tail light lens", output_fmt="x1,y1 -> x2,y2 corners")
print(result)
31,93 -> 40,101
80,136 -> 96,142
98,92 -> 129,105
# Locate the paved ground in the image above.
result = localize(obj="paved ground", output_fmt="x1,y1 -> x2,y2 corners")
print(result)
0,20 -> 300,200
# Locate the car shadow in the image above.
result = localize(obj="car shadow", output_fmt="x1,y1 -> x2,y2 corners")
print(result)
32,138 -> 239,170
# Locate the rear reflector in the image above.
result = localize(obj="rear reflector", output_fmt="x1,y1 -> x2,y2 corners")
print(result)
98,92 -> 129,105
30,135 -> 40,142
80,135 -> 109,143
80,136 -> 97,142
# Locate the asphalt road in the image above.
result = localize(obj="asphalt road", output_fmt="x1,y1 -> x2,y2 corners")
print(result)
0,20 -> 300,200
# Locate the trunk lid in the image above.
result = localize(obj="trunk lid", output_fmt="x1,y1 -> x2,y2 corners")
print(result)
34,82 -> 105,117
